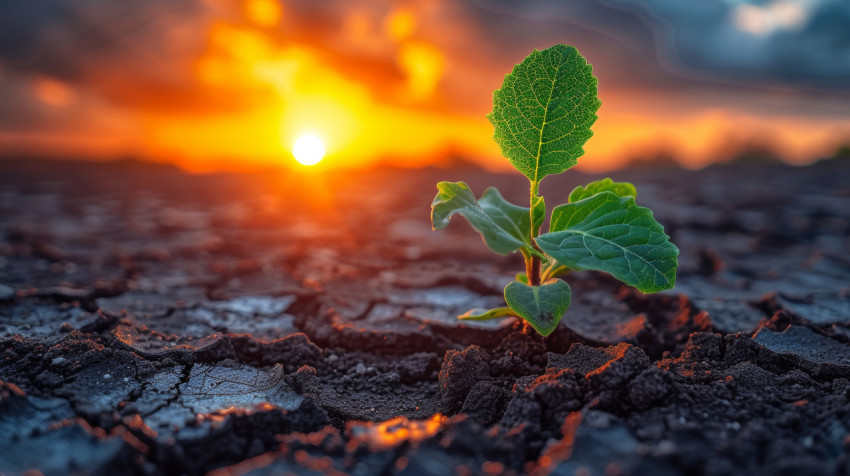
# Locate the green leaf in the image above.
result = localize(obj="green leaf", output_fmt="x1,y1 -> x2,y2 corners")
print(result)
479,187 -> 543,248
431,182 -> 542,255
458,307 -> 518,321
539,192 -> 678,293
569,178 -> 636,203
487,44 -> 600,188
504,279 -> 572,336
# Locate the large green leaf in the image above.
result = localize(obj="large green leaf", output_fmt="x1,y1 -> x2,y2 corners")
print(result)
538,192 -> 678,293
487,44 -> 600,188
504,279 -> 572,336
569,178 -> 636,202
431,181 -> 541,255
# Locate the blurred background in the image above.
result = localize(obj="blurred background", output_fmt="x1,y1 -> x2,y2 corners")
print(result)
0,0 -> 848,173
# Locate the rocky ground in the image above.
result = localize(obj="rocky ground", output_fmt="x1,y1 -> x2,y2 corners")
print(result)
1,158 -> 849,476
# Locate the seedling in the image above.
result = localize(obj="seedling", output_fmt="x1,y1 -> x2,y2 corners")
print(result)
431,44 -> 679,336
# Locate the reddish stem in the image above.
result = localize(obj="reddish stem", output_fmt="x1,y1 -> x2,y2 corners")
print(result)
529,254 -> 541,286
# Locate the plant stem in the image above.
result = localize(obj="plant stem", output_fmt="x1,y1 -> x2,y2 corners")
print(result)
529,255 -> 541,285
529,180 -> 542,286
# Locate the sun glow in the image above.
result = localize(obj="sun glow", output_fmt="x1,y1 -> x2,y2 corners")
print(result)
292,134 -> 325,166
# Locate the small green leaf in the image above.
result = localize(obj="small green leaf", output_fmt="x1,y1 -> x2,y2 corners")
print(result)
487,44 -> 600,187
515,272 -> 529,284
431,181 -> 542,255
504,279 -> 572,336
479,187 -> 542,247
539,192 -> 678,293
569,178 -> 636,203
458,307 -> 518,321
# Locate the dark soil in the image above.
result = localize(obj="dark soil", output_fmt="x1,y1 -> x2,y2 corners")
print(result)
1,158 -> 849,475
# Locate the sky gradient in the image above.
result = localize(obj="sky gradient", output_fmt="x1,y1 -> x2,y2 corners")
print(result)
0,0 -> 848,172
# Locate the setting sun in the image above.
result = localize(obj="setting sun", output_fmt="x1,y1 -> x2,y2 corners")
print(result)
292,134 -> 325,166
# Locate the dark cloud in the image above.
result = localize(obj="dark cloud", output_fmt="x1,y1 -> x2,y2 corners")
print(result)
2,0 -> 847,102
606,0 -> 850,88
466,0 -> 678,89
0,0 -> 223,114
0,0 -> 199,75
469,0 -> 850,91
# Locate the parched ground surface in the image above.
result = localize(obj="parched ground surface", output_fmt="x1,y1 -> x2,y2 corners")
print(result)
1,158 -> 849,476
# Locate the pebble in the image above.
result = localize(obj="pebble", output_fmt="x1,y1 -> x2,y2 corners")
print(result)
327,354 -> 339,362
51,357 -> 67,366
0,283 -> 14,302
355,363 -> 367,375
803,436 -> 814,448
657,440 -> 677,456
103,374 -> 111,379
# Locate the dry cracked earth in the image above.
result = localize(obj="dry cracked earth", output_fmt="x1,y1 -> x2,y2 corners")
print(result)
1,158 -> 849,476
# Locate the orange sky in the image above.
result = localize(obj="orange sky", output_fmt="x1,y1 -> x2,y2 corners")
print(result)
0,0 -> 848,173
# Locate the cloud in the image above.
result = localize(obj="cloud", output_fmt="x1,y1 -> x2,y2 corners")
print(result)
0,0 -> 847,170
467,0 -> 850,90
604,0 -> 850,88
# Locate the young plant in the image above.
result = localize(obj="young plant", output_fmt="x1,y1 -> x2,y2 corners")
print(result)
430,44 -> 679,336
